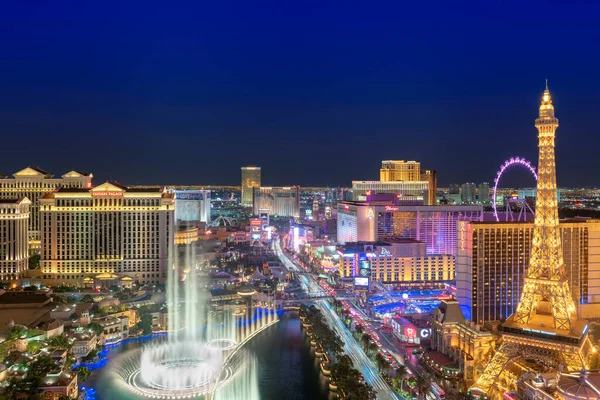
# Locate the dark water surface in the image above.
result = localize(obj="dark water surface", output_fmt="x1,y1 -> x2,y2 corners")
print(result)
83,312 -> 330,400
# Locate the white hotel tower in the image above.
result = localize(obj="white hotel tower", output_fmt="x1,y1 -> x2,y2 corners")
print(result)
39,182 -> 174,287
0,198 -> 31,281
0,167 -> 92,248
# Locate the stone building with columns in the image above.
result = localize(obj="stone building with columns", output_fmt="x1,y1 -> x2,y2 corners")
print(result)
39,182 -> 174,286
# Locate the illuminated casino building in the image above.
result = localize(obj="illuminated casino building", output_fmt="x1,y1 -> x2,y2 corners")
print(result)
39,182 -> 174,286
380,160 -> 422,181
457,219 -> 600,323
169,189 -> 211,225
252,186 -> 300,218
351,180 -> 430,203
0,198 -> 31,281
0,167 -> 92,248
337,240 -> 455,283
430,299 -> 495,385
336,194 -> 483,256
241,166 -> 261,206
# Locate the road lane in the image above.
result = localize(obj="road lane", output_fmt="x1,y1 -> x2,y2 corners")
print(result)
275,241 -> 401,400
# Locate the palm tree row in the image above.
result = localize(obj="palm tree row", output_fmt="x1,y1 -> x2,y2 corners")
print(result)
300,305 -> 377,400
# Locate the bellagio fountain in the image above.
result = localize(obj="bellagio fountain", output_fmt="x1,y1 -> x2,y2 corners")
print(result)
106,235 -> 278,399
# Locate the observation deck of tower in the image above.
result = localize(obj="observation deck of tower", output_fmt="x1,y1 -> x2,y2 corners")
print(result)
471,84 -> 594,397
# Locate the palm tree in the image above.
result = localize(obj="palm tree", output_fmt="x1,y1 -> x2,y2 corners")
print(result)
368,341 -> 378,356
355,324 -> 364,336
395,364 -> 408,380
361,333 -> 371,352
375,353 -> 386,372
415,375 -> 428,399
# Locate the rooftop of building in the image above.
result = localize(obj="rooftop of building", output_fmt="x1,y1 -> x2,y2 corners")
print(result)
340,239 -> 424,249
0,291 -> 51,305
433,299 -> 466,324
339,200 -> 483,210
0,198 -> 30,204
40,370 -> 76,388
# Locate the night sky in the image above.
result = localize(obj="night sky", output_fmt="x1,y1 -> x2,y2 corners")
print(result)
1,1 -> 599,187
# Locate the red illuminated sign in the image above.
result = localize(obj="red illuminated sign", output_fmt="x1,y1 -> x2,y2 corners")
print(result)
92,191 -> 123,197
405,327 -> 416,339
385,206 -> 399,212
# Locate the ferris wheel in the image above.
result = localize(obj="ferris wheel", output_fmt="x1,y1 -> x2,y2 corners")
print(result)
492,157 -> 538,222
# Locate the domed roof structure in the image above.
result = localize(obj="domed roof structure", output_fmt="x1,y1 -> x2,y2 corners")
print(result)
557,371 -> 600,400
237,285 -> 256,297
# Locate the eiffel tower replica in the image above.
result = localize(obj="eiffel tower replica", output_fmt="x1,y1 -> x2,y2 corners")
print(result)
471,84 -> 594,396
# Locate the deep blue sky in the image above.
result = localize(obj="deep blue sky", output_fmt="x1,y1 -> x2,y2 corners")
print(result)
1,1 -> 599,187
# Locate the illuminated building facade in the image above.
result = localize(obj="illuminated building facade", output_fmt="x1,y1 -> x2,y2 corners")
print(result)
39,182 -> 174,286
337,195 -> 483,255
337,240 -> 455,283
241,166 -> 261,206
472,86 -> 593,395
431,299 -> 495,385
252,186 -> 300,218
380,160 -> 421,181
457,219 -> 600,323
170,189 -> 211,225
351,180 -> 430,204
0,198 -> 31,281
0,168 -> 92,246
421,169 -> 438,205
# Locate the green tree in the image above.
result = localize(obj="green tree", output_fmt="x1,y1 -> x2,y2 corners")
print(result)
139,314 -> 153,335
8,326 -> 27,339
82,349 -> 98,362
26,340 -> 42,354
65,354 -> 76,369
52,295 -> 68,304
74,365 -> 91,381
87,322 -> 104,336
368,341 -> 378,355
81,294 -> 95,303
28,253 -> 40,270
47,334 -> 70,349
361,333 -> 372,352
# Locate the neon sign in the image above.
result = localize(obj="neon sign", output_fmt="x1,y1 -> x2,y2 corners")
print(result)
92,191 -> 123,197
367,208 -> 374,220
380,247 -> 391,256
385,206 -> 399,212
405,327 -> 416,338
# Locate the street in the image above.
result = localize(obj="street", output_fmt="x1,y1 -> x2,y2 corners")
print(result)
275,240 -> 402,400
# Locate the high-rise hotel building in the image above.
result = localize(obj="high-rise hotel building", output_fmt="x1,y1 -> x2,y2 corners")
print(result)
338,239 -> 455,283
337,194 -> 483,256
376,160 -> 437,205
380,160 -> 421,181
0,198 -> 31,281
253,186 -> 300,218
352,181 -> 430,203
241,167 -> 261,206
457,219 -> 600,323
0,167 -> 92,247
39,182 -> 174,286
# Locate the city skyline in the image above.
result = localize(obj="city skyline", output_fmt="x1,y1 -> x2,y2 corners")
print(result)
2,2 -> 600,187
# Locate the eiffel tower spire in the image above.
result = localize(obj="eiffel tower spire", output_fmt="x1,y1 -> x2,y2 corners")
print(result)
470,85 -> 593,397
510,83 -> 576,331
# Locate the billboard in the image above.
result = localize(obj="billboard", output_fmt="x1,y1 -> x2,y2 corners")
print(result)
358,253 -> 371,278
354,277 -> 369,291
175,192 -> 204,200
